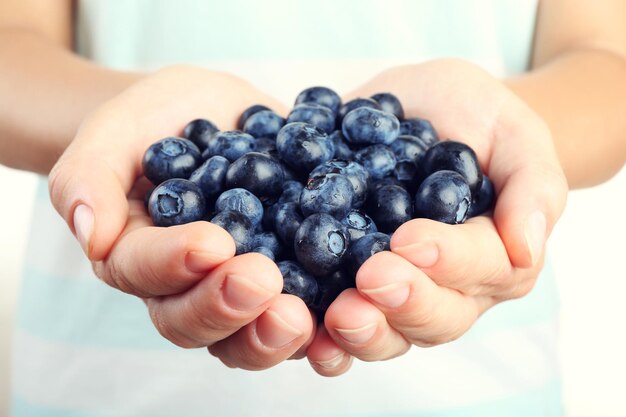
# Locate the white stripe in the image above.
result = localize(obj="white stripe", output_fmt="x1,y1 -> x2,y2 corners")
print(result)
13,319 -> 559,417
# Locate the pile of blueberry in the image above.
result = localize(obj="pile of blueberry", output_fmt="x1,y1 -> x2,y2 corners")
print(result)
143,87 -> 494,317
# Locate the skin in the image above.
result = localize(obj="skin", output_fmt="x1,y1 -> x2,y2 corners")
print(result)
1,0 -> 625,378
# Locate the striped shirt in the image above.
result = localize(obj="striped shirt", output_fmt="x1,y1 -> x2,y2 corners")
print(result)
12,1 -> 565,416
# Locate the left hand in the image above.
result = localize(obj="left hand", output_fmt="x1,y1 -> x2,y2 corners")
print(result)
306,59 -> 568,376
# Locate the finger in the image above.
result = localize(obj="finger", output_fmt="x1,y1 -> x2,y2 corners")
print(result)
94,208 -> 235,297
489,102 -> 568,268
356,251 -> 494,346
324,289 -> 411,361
145,253 -> 282,348
207,294 -> 315,371
306,326 -> 353,377
391,216 -> 543,299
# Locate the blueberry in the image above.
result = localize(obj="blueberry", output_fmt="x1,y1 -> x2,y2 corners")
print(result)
414,170 -> 471,224
142,137 -> 202,185
294,86 -> 342,115
278,180 -> 304,204
189,155 -> 230,206
294,213 -> 349,277
252,246 -> 276,261
210,210 -> 255,254
277,260 -> 318,307
354,144 -> 397,180
224,152 -> 285,203
287,103 -> 335,133
300,173 -> 354,219
393,160 -> 419,183
370,176 -> 407,193
341,209 -> 378,242
274,202 -> 304,248
310,269 -> 355,319
253,137 -> 278,157
390,135 -> 430,165
347,232 -> 391,277
421,140 -> 483,194
342,107 -> 400,145
276,122 -> 334,174
370,92 -> 404,120
337,98 -> 381,127
309,159 -> 369,208
237,104 -> 271,130
329,130 -> 354,160
182,119 -> 219,152
367,184 -> 413,233
400,117 -> 439,146
252,231 -> 284,260
148,179 -> 206,227
467,175 -> 495,217
215,188 -> 264,226
208,131 -> 255,162
243,110 -> 286,139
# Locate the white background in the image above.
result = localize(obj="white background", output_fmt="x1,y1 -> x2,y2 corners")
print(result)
1,163 -> 625,417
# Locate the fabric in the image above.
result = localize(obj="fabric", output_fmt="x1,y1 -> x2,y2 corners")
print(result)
12,0 -> 564,416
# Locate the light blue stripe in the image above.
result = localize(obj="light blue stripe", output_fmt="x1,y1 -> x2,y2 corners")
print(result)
12,379 -> 563,417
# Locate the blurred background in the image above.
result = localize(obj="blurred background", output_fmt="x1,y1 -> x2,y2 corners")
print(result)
1,163 -> 625,417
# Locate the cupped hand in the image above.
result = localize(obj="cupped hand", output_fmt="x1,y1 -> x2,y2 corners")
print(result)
306,59 -> 568,374
48,65 -> 316,370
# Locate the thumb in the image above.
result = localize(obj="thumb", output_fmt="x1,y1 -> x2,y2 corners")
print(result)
489,103 -> 568,268
48,117 -> 140,261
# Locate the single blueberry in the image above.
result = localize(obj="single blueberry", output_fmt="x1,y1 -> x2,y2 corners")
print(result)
278,180 -> 304,204
276,122 -> 334,174
421,140 -> 483,195
394,160 -> 419,185
142,137 -> 202,185
208,131 -> 255,162
370,176 -> 407,193
253,137 -> 278,157
215,188 -> 264,227
309,159 -> 369,208
252,246 -> 275,261
347,232 -> 391,277
277,260 -> 319,307
310,269 -> 355,319
467,175 -> 495,217
367,184 -> 413,233
370,92 -> 404,120
243,110 -> 286,139
414,170 -> 471,224
182,119 -> 219,152
189,155 -> 230,206
390,135 -> 430,165
252,231 -> 284,260
294,86 -> 342,115
341,209 -> 378,242
148,179 -> 206,227
287,103 -> 335,133
342,107 -> 400,145
300,173 -> 354,219
400,117 -> 439,146
237,104 -> 271,130
294,213 -> 349,277
329,130 -> 354,160
210,210 -> 255,254
224,152 -> 285,203
354,144 -> 397,180
337,98 -> 381,127
274,202 -> 304,248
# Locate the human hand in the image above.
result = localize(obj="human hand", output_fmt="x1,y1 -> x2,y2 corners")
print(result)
48,66 -> 316,370
306,59 -> 568,375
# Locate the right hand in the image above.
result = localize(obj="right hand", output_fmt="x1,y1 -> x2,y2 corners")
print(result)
48,65 -> 316,370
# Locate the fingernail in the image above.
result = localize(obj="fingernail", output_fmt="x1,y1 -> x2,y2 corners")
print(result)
525,211 -> 546,266
185,251 -> 231,273
395,241 -> 438,268
256,309 -> 303,349
222,274 -> 275,311
361,282 -> 410,308
335,322 -> 377,344
312,353 -> 345,369
73,204 -> 93,256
